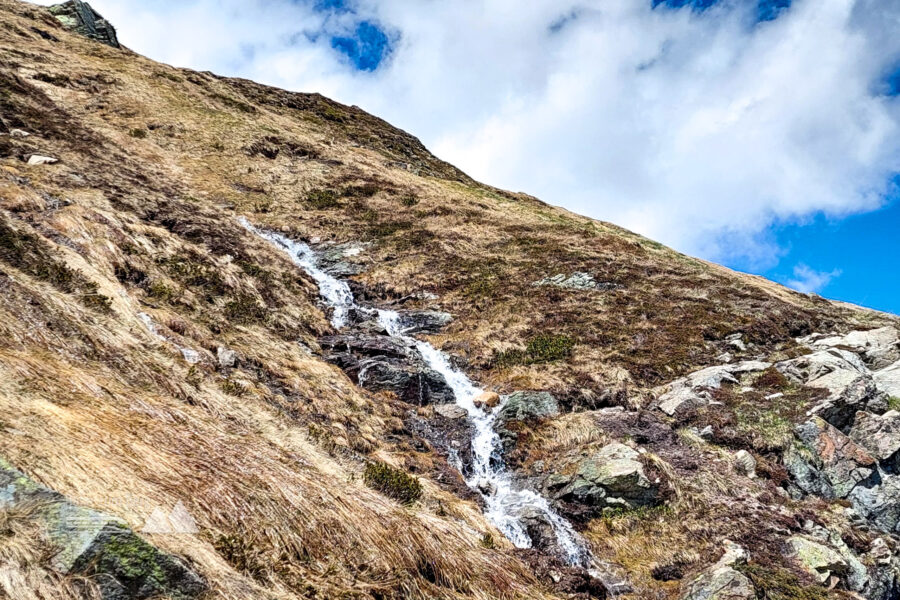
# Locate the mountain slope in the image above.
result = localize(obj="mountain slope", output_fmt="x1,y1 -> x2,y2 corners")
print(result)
1,1 -> 899,599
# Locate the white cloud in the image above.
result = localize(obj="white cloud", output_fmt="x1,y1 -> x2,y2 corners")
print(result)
36,0 -> 900,266
786,264 -> 842,293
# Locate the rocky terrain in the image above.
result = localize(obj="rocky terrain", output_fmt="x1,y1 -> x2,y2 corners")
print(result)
1,1 -> 900,598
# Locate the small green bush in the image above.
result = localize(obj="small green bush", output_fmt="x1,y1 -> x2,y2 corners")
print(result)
145,280 -> 178,303
305,189 -> 340,210
129,128 -> 147,139
220,379 -> 247,397
889,397 -> 900,412
342,183 -> 379,198
494,333 -> 576,367
400,194 -> 419,207
363,462 -> 422,505
224,293 -> 268,325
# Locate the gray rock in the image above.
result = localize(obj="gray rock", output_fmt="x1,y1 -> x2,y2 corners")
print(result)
788,417 -> 877,499
0,457 -> 205,599
861,538 -> 900,600
785,536 -> 848,584
357,357 -> 454,405
547,443 -> 659,510
849,410 -> 900,467
848,476 -> 900,533
495,391 -> 559,423
532,272 -> 620,291
875,361 -> 900,399
682,565 -> 755,600
808,375 -> 888,432
48,0 -> 120,48
777,348 -> 869,399
393,310 -> 453,334
216,345 -> 238,369
733,450 -> 756,478
801,328 -> 900,370
26,154 -> 59,166
315,242 -> 368,276
434,404 -> 468,420
656,361 -> 771,417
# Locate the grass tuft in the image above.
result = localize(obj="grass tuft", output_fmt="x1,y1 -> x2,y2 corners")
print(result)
363,462 -> 422,505
494,333 -> 575,367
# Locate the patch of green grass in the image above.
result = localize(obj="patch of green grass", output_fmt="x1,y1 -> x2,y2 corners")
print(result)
399,194 -> 419,207
305,189 -> 340,210
363,462 -> 422,505
479,533 -> 495,549
145,280 -> 179,303
224,292 -> 268,325
220,379 -> 247,397
494,333 -> 576,368
889,397 -> 900,412
342,183 -> 379,198
367,220 -> 413,238
129,128 -> 147,139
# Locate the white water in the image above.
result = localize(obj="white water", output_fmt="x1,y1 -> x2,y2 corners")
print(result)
240,218 -> 591,567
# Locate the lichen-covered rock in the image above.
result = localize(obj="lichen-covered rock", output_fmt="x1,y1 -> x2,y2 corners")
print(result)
807,376 -> 888,431
48,0 -> 119,48
733,450 -> 756,478
847,476 -> 900,533
496,391 -> 559,423
785,536 -> 848,584
777,348 -> 869,399
789,417 -> 876,498
0,457 -> 206,599
531,272 -> 619,291
801,328 -> 900,370
849,410 -> 900,467
681,565 -> 755,600
393,310 -> 453,334
547,443 -> 659,511
656,362 -> 771,417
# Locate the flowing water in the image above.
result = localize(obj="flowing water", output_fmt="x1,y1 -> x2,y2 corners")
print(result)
240,218 -> 593,568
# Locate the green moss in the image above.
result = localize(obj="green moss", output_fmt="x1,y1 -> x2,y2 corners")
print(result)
305,189 -> 340,210
368,220 -> 414,238
889,397 -> 900,412
145,280 -> 179,303
129,128 -> 147,139
224,292 -> 268,325
158,254 -> 227,299
363,462 -> 422,505
494,333 -> 576,367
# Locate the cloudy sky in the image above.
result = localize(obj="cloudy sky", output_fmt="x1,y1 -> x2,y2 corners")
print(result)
38,0 -> 900,313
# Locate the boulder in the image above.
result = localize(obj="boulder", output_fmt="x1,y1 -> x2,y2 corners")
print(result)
681,565 -> 755,600
656,362 -> 771,417
777,349 -> 868,399
0,457 -> 206,599
547,443 -> 659,510
357,357 -> 455,405
532,272 -> 620,291
393,310 -> 453,334
787,417 -> 876,499
807,376 -> 888,432
48,0 -> 119,48
316,242 -> 367,276
473,391 -> 501,409
733,450 -> 756,478
434,404 -> 468,420
861,538 -> 900,600
10,129 -> 30,138
216,345 -> 238,369
801,328 -> 900,370
658,386 -> 711,418
848,476 -> 900,533
785,536 -> 848,584
849,411 -> 900,468
320,334 -> 413,361
875,361 -> 900,399
496,391 -> 559,423
26,154 -> 59,165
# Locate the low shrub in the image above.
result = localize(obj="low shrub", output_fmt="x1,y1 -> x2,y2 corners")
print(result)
224,293 -> 268,325
129,128 -> 147,139
363,462 -> 422,505
494,333 -> 575,367
305,189 -> 340,210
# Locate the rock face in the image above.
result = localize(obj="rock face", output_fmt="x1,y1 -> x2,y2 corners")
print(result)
532,272 -> 620,291
546,443 -> 659,513
800,328 -> 900,371
392,310 -> 453,334
849,411 -> 900,469
48,0 -> 119,48
875,361 -> 900,399
0,458 -> 206,599
785,417 -> 876,499
656,362 -> 771,417
807,375 -> 888,432
777,348 -> 869,399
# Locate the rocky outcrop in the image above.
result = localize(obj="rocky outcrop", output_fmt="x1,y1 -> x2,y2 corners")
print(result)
546,443 -> 660,514
681,541 -> 754,600
495,391 -> 559,423
807,375 -> 888,432
48,0 -> 119,48
849,410 -> 900,469
532,272 -> 620,291
0,458 -> 206,599
785,536 -> 849,584
800,328 -> 900,371
875,361 -> 900,399
777,348 -> 869,399
656,361 -> 771,417
391,310 -> 453,334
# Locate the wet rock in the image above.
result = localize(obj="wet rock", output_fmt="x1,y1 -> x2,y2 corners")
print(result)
357,356 -> 454,405
849,410 -> 900,469
0,457 -> 206,599
733,450 -> 756,478
801,328 -> 900,370
496,391 -> 559,423
547,443 -> 659,512
26,154 -> 59,165
777,348 -> 869,399
875,361 -> 900,399
787,417 -> 876,499
808,375 -> 888,432
785,536 -> 848,584
532,272 -> 620,291
392,310 -> 453,334
48,0 -> 120,48
434,404 -> 467,420
216,345 -> 238,369
474,391 -> 501,409
315,242 -> 367,276
320,334 -> 413,361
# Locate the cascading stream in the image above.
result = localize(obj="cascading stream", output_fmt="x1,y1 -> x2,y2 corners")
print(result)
240,218 -> 593,568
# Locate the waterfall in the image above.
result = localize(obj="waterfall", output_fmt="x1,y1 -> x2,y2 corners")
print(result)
240,218 -> 593,568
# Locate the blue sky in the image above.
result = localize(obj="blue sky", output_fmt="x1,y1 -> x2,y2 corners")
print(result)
37,0 -> 900,314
